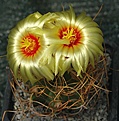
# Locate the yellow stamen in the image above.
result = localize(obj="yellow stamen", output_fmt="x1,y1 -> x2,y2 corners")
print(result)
21,34 -> 40,56
63,28 -> 75,40
59,27 -> 81,47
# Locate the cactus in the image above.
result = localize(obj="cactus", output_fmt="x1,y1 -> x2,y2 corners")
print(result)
7,6 -> 107,118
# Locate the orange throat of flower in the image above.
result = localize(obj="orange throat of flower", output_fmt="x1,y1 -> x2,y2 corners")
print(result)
21,34 -> 40,56
59,27 -> 82,47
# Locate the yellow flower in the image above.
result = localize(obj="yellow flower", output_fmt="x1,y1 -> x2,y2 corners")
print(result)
43,7 -> 104,76
7,12 -> 57,84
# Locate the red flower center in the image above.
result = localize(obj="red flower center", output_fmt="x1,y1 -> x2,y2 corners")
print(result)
21,34 -> 40,56
59,27 -> 81,47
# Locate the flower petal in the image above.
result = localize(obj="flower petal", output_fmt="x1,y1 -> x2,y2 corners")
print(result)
60,57 -> 72,76
55,46 -> 63,75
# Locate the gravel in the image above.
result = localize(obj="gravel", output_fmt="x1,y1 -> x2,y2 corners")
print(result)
13,91 -> 109,121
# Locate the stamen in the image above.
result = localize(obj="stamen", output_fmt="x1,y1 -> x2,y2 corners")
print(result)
21,34 -> 40,56
59,27 -> 81,47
